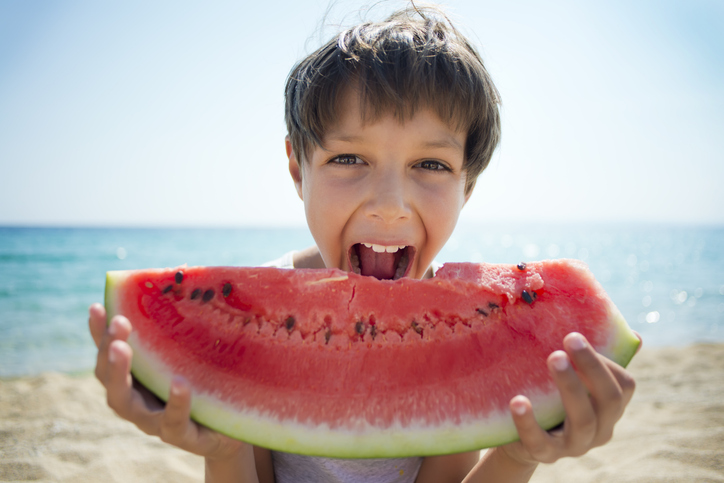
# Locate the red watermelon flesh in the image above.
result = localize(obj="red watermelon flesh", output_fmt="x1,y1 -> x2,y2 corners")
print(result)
104,259 -> 639,458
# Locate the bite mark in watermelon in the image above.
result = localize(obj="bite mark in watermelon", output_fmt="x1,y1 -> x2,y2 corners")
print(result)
104,259 -> 639,458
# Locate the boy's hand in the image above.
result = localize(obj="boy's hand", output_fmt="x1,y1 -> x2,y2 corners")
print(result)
88,303 -> 248,460
500,332 -> 638,466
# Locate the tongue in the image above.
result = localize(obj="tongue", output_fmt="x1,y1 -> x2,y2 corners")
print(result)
359,245 -> 397,280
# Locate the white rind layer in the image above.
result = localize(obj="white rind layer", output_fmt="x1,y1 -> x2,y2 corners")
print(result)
129,330 -> 566,457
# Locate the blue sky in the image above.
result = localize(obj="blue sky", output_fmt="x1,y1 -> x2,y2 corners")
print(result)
1,0 -> 722,227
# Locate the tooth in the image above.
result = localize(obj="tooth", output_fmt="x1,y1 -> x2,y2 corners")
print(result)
385,246 -> 398,253
371,244 -> 386,253
363,243 -> 372,248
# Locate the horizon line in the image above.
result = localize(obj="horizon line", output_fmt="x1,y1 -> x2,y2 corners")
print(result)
1,220 -> 723,230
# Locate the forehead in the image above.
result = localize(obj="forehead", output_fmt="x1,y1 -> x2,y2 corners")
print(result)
322,86 -> 465,150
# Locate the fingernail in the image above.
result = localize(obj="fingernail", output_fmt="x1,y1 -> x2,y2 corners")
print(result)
551,351 -> 569,371
511,398 -> 527,416
569,333 -> 586,351
108,344 -> 118,364
108,319 -> 118,336
170,376 -> 184,397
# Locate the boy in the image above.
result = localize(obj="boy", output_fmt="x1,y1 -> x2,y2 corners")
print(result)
89,5 -> 637,482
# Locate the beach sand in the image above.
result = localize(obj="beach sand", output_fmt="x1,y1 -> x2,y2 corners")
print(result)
1,344 -> 723,482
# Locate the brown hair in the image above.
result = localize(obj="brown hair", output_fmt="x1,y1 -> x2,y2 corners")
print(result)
284,5 -> 501,194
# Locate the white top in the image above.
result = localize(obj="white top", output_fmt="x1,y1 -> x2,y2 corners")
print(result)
271,452 -> 423,483
261,250 -> 297,269
262,251 -> 426,483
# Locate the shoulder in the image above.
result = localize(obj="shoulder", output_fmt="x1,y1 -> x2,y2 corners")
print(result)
261,246 -> 325,269
293,246 -> 326,268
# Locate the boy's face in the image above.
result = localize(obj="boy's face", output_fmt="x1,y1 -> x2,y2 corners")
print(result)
288,90 -> 470,280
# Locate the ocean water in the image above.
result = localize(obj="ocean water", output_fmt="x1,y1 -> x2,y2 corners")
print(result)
1,224 -> 722,377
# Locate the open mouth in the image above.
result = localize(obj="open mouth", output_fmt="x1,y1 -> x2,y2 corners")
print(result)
348,243 -> 415,280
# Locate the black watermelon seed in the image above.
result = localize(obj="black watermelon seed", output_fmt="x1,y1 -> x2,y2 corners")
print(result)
324,329 -> 332,344
411,321 -> 423,335
162,285 -> 173,294
222,283 -> 232,297
517,262 -> 527,271
370,325 -> 377,340
488,302 -> 500,310
355,321 -> 365,335
476,308 -> 489,317
202,289 -> 215,303
522,290 -> 534,305
285,316 -> 295,331
190,289 -> 201,300
175,271 -> 184,284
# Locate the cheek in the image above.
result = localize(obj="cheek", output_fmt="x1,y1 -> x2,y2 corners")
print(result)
304,171 -> 367,214
417,183 -> 466,231
303,180 -> 349,222
301,179 -> 356,254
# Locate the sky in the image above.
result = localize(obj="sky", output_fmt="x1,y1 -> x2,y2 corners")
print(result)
0,0 -> 722,227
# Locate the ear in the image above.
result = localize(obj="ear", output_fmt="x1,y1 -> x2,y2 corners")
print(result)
286,136 -> 303,201
463,182 -> 474,205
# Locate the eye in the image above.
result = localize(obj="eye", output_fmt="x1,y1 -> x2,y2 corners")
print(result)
330,154 -> 363,165
416,160 -> 450,171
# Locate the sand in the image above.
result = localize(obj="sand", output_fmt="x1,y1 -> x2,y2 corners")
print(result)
1,344 -> 723,482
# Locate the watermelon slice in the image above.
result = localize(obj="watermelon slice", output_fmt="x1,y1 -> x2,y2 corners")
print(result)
104,259 -> 639,458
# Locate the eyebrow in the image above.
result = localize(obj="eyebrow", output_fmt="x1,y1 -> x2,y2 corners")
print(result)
323,134 -> 464,152
422,137 -> 464,151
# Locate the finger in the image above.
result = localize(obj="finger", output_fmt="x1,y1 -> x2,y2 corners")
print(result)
158,377 -> 195,446
548,350 -> 596,455
564,333 -> 625,444
105,339 -> 134,409
105,340 -> 164,436
88,303 -> 107,348
158,377 -> 221,455
600,356 -> 636,407
509,395 -> 559,464
565,333 -> 622,405
95,315 -> 132,383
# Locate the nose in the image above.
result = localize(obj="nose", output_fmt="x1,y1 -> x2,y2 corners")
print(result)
364,169 -> 412,223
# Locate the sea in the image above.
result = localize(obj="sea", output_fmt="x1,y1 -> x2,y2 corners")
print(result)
1,224 -> 723,378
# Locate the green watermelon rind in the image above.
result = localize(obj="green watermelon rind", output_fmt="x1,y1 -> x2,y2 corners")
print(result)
599,305 -> 640,368
104,268 -> 640,458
